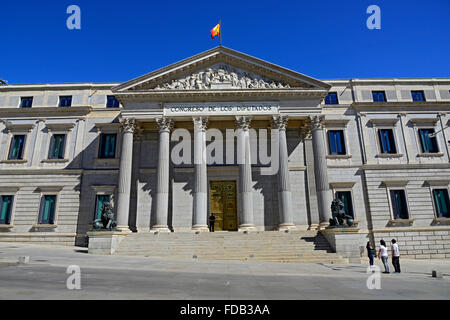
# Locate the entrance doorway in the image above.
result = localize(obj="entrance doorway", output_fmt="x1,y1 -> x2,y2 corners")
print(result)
209,181 -> 237,231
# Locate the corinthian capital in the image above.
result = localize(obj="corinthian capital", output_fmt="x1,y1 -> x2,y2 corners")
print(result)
235,116 -> 252,130
309,115 -> 325,130
156,117 -> 173,132
193,117 -> 208,131
271,115 -> 288,130
120,118 -> 136,134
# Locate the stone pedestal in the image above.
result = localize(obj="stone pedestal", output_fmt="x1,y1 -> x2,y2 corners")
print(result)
87,231 -> 130,255
320,227 -> 361,263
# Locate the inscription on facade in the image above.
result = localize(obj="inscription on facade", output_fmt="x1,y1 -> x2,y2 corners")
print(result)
164,103 -> 279,116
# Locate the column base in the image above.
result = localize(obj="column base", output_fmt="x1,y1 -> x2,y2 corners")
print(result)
238,224 -> 257,232
191,225 -> 209,232
318,222 -> 330,230
308,224 -> 320,230
115,226 -> 132,234
277,223 -> 296,231
150,225 -> 171,233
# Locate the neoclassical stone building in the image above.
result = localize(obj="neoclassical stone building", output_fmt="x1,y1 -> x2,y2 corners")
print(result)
1,46 -> 450,258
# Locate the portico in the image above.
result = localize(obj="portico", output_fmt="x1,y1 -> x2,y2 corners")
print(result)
111,46 -> 333,232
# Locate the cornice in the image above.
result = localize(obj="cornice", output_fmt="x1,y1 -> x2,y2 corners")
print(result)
113,46 -> 331,92
352,101 -> 450,109
0,106 -> 93,117
115,89 -> 328,101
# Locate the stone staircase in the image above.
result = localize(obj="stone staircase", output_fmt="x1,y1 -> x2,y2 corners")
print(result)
114,230 -> 348,264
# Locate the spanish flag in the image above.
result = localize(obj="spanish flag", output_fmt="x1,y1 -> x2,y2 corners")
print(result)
210,23 -> 220,39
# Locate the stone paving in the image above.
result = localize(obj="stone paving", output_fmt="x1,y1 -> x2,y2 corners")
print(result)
0,243 -> 449,299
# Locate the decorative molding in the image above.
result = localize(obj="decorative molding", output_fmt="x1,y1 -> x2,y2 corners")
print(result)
4,122 -> 35,132
119,117 -> 136,134
425,180 -> 450,186
193,116 -> 208,131
381,180 -> 408,186
46,123 -> 76,131
156,117 -> 173,132
271,115 -> 288,130
322,118 -> 350,127
235,116 -> 252,130
408,117 -> 439,125
309,115 -> 324,130
329,182 -> 356,188
368,118 -> 399,126
152,64 -> 291,91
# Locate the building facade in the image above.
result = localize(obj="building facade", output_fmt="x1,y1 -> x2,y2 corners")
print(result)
1,47 -> 450,259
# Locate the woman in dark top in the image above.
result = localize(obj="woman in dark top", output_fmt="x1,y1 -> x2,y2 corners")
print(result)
366,241 -> 375,266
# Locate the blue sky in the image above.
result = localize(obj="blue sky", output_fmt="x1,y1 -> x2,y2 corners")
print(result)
0,0 -> 449,84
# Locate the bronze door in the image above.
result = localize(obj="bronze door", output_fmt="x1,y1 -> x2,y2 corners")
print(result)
209,181 -> 237,231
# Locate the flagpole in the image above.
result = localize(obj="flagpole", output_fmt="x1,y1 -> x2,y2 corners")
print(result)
219,19 -> 222,46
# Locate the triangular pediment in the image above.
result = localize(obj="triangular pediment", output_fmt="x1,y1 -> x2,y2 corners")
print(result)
113,46 -> 331,93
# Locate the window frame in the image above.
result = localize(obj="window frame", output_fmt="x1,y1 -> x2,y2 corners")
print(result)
372,91 -> 387,102
2,124 -> 34,163
411,90 -> 426,102
90,185 -> 117,228
384,183 -> 411,222
58,95 -> 72,107
324,92 -> 339,105
0,188 -> 19,227
20,96 -> 33,108
327,129 -> 347,155
427,181 -> 450,221
417,128 -> 440,154
106,95 -> 120,108
409,118 -> 444,158
35,187 -> 62,227
98,133 -> 118,159
376,127 -> 398,155
7,134 -> 27,160
43,123 -> 76,163
48,133 -> 67,160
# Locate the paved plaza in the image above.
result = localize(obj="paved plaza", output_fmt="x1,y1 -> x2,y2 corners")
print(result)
0,242 -> 449,300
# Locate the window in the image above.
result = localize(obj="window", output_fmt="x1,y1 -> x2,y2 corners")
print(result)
433,189 -> 450,218
98,133 -> 117,159
8,135 -> 26,160
335,191 -> 354,218
411,90 -> 426,102
324,92 -> 338,105
48,134 -> 66,159
327,130 -> 346,155
418,129 -> 439,153
59,96 -> 72,107
106,96 -> 120,108
20,97 -> 33,108
0,196 -> 13,225
372,91 -> 386,102
95,194 -> 111,220
390,190 -> 409,219
378,129 -> 397,154
38,195 -> 57,225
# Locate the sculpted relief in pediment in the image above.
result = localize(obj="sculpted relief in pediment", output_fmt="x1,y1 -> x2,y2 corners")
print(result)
153,64 -> 291,90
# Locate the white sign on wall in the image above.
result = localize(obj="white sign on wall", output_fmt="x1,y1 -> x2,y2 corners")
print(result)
164,102 -> 280,116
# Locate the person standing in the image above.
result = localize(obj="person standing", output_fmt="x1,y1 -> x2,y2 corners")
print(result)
391,239 -> 401,273
377,239 -> 390,273
208,214 -> 216,232
366,241 -> 375,266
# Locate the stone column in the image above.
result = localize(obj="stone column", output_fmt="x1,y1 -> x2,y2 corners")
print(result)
116,118 -> 136,231
152,117 -> 173,232
272,115 -> 296,230
236,116 -> 256,231
300,123 -> 320,230
192,117 -> 209,231
310,115 -> 332,228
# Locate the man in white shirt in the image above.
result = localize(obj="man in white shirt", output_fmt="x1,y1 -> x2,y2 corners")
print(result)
391,239 -> 401,273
